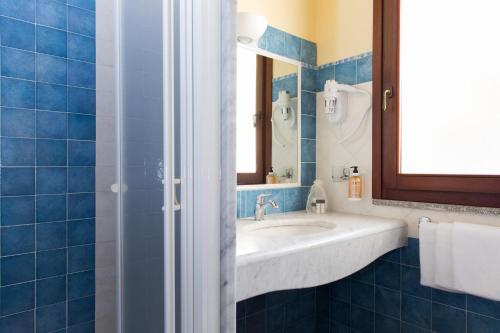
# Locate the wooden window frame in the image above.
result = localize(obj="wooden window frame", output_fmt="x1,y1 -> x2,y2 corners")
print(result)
372,0 -> 500,208
237,56 -> 273,185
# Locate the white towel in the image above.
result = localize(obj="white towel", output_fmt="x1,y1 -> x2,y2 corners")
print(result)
434,223 -> 456,291
452,222 -> 500,301
419,222 -> 437,287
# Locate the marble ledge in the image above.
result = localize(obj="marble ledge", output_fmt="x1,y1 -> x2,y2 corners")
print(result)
373,199 -> 500,216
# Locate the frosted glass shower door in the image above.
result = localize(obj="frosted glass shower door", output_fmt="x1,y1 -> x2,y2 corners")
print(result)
118,0 -> 175,332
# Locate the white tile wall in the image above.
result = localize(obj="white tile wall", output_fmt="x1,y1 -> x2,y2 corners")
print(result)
316,83 -> 500,238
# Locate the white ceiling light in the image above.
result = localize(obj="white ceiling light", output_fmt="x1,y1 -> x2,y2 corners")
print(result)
237,12 -> 268,44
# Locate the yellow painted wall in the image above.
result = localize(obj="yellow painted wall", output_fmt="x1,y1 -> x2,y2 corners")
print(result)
315,0 -> 372,65
238,0 -> 316,43
238,0 -> 373,65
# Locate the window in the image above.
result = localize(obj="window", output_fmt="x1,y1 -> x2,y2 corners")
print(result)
236,48 -> 273,185
373,0 -> 500,208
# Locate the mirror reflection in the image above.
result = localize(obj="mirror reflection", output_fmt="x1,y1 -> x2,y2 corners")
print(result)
236,46 -> 300,186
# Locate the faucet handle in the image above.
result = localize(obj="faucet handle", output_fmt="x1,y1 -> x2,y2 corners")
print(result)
256,194 -> 272,204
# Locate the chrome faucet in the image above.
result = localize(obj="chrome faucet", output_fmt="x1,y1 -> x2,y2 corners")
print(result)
255,194 -> 279,221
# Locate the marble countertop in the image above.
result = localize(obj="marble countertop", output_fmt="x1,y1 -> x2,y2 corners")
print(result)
236,211 -> 408,301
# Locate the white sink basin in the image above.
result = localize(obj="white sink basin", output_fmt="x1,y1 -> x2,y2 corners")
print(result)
236,211 -> 408,301
243,219 -> 336,237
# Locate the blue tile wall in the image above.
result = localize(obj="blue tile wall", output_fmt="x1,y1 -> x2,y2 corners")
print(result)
237,28 -> 373,219
0,0 -> 96,331
237,238 -> 500,332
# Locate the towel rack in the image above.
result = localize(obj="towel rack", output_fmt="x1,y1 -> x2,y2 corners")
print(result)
419,216 -> 432,226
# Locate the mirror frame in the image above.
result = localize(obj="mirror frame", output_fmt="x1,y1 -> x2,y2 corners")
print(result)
236,43 -> 303,190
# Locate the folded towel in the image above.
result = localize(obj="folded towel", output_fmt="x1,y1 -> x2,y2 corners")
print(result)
453,222 -> 500,301
435,223 -> 456,291
419,222 -> 437,287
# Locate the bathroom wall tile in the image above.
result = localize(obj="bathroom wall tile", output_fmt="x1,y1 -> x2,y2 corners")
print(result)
301,115 -> 316,139
68,6 -> 96,37
68,167 -> 95,193
68,33 -> 96,63
284,34 -> 301,61
36,276 -> 66,306
0,0 -> 36,22
357,54 -> 373,84
36,111 -> 67,139
1,138 -> 35,166
36,167 -> 67,194
301,139 -> 316,163
331,279 -> 350,302
375,314 -> 400,333
68,270 -> 95,299
1,47 -> 36,80
36,302 -> 66,333
0,310 -> 35,333
375,260 -> 401,290
68,141 -> 95,166
36,26 -> 67,57
1,167 -> 36,195
68,193 -> 95,219
37,0 -> 67,30
402,238 -> 420,267
68,60 -> 96,89
262,26 -> 284,56
1,196 -> 35,226
0,17 -> 36,51
1,253 -> 35,285
1,77 -> 36,109
351,281 -> 374,310
272,75 -> 298,100
284,187 -> 306,212
68,114 -> 96,140
69,0 -> 96,11
300,39 -> 317,66
301,91 -> 316,116
467,295 -> 500,319
36,248 -> 67,278
350,305 -> 374,333
380,248 -> 401,263
331,299 -> 350,326
301,163 -> 316,187
402,294 -> 432,329
36,139 -> 67,166
316,64 -> 335,92
375,286 -> 400,319
432,302 -> 466,333
68,244 -> 95,273
1,225 -> 35,256
68,320 -> 95,333
0,282 -> 35,316
36,222 -> 66,251
36,54 -> 67,85
36,194 -> 66,223
335,60 -> 357,85
68,219 -> 95,246
351,263 -> 375,284
68,87 -> 96,115
432,289 -> 466,309
467,312 -> 500,333
1,108 -> 36,138
301,67 -> 316,92
402,266 -> 431,299
36,83 -> 68,112
68,296 -> 95,326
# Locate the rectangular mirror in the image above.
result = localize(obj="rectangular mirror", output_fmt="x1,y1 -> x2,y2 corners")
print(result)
236,45 -> 301,187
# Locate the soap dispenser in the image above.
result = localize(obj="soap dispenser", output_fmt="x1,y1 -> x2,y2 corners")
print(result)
348,166 -> 363,201
266,167 -> 278,184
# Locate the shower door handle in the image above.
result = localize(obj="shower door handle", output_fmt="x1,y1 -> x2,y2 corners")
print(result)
383,88 -> 393,112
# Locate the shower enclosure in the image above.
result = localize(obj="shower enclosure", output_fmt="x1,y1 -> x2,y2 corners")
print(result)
110,0 -> 231,332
